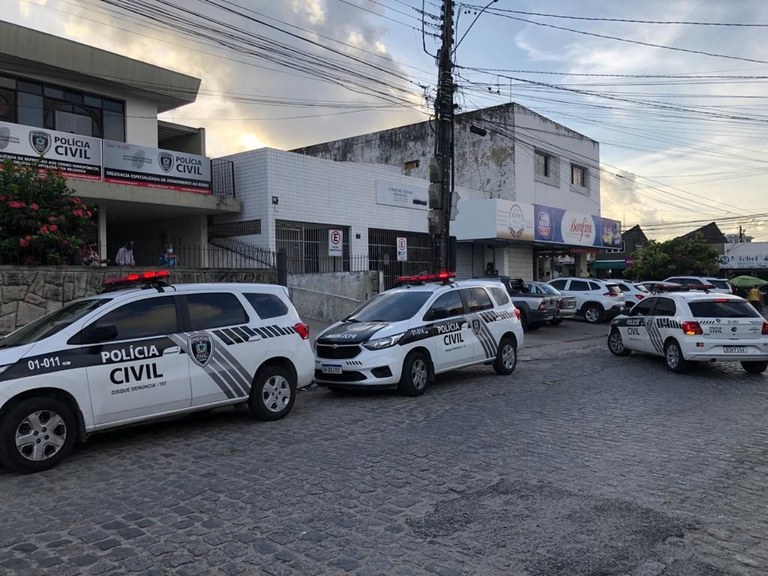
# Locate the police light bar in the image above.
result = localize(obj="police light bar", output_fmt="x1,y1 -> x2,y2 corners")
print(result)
395,272 -> 456,285
102,269 -> 171,289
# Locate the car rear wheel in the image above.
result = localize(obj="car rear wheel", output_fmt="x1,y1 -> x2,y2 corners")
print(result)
741,360 -> 768,374
664,339 -> 688,373
398,351 -> 430,396
494,336 -> 517,375
249,366 -> 296,421
0,397 -> 77,474
607,328 -> 631,356
582,303 -> 604,324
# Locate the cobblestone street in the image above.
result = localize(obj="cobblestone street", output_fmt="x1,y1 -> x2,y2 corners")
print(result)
2,321 -> 767,575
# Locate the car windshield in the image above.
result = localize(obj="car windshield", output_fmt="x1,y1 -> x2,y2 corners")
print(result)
345,291 -> 432,323
688,300 -> 760,318
0,298 -> 111,348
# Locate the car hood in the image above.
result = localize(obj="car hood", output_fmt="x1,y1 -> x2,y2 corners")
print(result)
0,343 -> 38,367
317,321 -> 398,344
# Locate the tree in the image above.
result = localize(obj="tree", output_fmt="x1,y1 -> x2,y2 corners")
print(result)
627,232 -> 719,280
0,159 -> 96,265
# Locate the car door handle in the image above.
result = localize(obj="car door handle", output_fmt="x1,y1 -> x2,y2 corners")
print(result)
164,346 -> 182,355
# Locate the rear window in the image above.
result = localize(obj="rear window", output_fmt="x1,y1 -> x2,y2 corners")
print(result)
244,293 -> 289,319
689,300 -> 760,318
705,279 -> 731,291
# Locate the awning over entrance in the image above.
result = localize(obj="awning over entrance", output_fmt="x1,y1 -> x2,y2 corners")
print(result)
591,260 -> 625,270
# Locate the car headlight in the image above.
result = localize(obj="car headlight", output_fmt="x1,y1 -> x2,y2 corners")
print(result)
363,333 -> 404,350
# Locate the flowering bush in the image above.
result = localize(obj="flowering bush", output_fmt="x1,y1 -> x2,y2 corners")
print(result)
0,159 -> 96,265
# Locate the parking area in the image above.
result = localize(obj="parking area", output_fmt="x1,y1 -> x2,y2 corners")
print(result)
2,320 -> 768,575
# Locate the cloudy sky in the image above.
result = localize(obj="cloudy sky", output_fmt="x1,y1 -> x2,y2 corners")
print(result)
7,0 -> 768,241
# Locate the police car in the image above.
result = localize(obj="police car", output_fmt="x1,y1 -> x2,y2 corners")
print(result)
0,270 -> 314,473
314,273 -> 524,395
607,287 -> 768,373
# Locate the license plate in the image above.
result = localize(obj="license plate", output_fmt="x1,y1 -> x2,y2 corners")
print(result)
321,364 -> 343,374
723,346 -> 746,353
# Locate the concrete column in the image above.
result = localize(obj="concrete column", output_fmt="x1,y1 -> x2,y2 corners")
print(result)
199,215 -> 209,268
575,253 -> 589,277
98,204 -> 108,264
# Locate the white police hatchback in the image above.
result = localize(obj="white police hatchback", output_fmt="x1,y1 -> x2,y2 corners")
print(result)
314,273 -> 524,395
607,288 -> 768,373
0,271 -> 314,473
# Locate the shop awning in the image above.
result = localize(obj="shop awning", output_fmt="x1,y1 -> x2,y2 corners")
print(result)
591,260 -> 626,270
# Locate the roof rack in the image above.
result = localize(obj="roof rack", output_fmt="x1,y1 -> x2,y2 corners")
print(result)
101,269 -> 172,293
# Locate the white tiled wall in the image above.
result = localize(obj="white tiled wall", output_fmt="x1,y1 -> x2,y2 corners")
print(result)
217,148 -> 431,253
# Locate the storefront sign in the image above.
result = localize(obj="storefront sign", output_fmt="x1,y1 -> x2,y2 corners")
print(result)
719,243 -> 768,269
103,141 -> 211,193
533,205 -> 621,248
496,200 -> 534,240
0,121 -> 102,180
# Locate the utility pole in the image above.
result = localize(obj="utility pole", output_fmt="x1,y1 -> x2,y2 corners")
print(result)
428,0 -> 455,272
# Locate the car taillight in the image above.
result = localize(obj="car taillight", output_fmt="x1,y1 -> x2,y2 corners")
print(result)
762,322 -> 768,336
635,294 -> 644,300
294,322 -> 310,340
681,321 -> 703,336
514,308 -> 521,321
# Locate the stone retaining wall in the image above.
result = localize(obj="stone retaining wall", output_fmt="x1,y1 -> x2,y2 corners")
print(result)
0,267 -> 276,335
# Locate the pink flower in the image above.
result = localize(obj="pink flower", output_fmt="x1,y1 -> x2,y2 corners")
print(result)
0,195 -> 5,202
48,224 -> 58,233
7,200 -> 25,209
48,216 -> 57,223
19,238 -> 29,247
39,225 -> 49,235
29,203 -> 39,211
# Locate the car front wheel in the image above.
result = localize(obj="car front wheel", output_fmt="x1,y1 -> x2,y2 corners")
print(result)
607,328 -> 631,356
494,336 -> 517,375
0,397 -> 77,474
582,303 -> 604,324
398,351 -> 430,396
249,366 -> 296,421
664,340 -> 688,373
741,360 -> 768,374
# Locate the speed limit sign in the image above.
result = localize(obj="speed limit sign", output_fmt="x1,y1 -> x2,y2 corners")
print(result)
328,229 -> 343,256
396,237 -> 407,261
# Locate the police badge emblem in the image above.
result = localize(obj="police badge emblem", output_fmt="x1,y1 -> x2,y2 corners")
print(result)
189,334 -> 214,367
29,131 -> 51,155
472,318 -> 482,335
158,151 -> 174,173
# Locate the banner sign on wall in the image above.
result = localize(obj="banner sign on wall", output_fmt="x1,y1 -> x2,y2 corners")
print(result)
375,180 -> 428,211
0,121 -> 102,180
103,141 -> 212,193
534,205 -> 622,248
719,243 -> 768,269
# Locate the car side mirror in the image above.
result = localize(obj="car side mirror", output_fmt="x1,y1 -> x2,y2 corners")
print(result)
86,324 -> 118,343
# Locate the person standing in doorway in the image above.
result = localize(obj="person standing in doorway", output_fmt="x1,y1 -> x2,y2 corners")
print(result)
115,240 -> 135,266
747,286 -> 762,312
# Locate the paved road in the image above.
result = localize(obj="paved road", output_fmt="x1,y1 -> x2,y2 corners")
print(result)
2,320 -> 768,575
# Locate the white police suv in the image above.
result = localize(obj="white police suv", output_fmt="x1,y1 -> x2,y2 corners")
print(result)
607,288 -> 768,373
0,270 -> 314,473
314,273 -> 524,395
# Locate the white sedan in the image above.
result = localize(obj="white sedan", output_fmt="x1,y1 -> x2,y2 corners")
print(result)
607,290 -> 768,373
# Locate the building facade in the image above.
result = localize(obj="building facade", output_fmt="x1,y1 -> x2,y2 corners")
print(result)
0,22 -> 239,267
293,103 -> 621,280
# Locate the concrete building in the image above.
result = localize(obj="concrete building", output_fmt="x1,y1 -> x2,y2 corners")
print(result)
0,22 -> 239,266
293,103 -> 622,280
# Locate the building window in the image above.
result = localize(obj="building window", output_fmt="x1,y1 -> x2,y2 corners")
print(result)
571,164 -> 587,187
534,149 -> 559,187
0,73 -> 125,140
